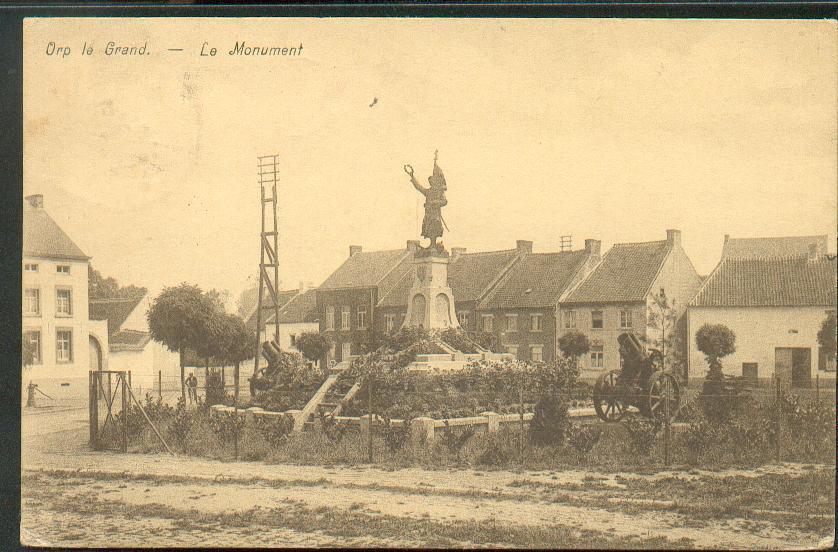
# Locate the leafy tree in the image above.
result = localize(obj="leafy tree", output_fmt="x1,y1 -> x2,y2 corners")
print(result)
817,313 -> 836,359
558,330 -> 590,365
147,283 -> 219,400
294,331 -> 331,364
695,324 -> 736,373
236,284 -> 259,319
643,289 -> 686,377
88,265 -> 146,300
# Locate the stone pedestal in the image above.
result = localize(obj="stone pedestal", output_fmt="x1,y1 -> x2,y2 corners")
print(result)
401,252 -> 460,331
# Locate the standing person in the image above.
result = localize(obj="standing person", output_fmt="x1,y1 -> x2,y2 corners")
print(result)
186,372 -> 198,404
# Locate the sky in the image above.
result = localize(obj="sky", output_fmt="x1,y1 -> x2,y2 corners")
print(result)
23,18 -> 837,308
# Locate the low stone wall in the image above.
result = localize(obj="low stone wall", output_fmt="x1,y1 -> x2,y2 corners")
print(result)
210,404 -> 597,445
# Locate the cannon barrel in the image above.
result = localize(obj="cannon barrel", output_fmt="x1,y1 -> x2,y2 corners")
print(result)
261,340 -> 281,364
617,333 -> 646,364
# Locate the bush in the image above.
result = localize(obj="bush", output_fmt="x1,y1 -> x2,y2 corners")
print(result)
205,369 -> 229,407
566,422 -> 602,453
381,416 -> 412,453
623,416 -> 661,456
439,328 -> 480,353
529,395 -> 570,446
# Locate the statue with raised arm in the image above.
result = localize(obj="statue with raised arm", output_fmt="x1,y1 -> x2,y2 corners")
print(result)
404,150 -> 449,253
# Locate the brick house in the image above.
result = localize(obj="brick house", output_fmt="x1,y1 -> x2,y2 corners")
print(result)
246,283 -> 317,353
316,243 -> 416,363
475,240 -> 602,362
560,230 -> 702,380
375,242 -> 526,335
688,237 -> 836,387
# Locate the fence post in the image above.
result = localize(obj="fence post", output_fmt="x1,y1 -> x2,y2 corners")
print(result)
664,379 -> 671,466
121,373 -> 128,453
815,373 -> 819,403
158,370 -> 162,401
234,361 -> 240,461
88,372 -> 96,449
518,382 -> 525,466
367,376 -> 374,464
774,374 -> 781,462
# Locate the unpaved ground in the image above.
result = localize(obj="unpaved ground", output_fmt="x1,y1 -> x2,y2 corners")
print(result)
21,408 -> 836,549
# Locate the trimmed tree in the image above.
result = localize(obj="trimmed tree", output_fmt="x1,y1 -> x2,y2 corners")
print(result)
695,323 -> 737,422
147,283 -> 218,401
817,313 -> 836,366
558,330 -> 591,367
294,331 -> 332,366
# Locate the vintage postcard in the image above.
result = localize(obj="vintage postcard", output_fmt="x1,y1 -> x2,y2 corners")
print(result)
21,17 -> 836,549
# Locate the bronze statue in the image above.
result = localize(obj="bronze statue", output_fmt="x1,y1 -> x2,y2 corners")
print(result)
404,150 -> 448,251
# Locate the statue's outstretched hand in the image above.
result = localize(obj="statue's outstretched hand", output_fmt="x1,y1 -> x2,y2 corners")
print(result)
403,164 -> 414,177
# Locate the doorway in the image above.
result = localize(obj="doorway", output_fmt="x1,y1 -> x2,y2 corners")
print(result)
775,347 -> 812,388
89,336 -> 103,371
341,341 -> 352,362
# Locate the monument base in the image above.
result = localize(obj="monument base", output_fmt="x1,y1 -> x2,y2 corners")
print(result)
402,253 -> 460,331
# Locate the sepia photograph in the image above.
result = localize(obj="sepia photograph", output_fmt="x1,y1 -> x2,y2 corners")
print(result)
19,16 -> 837,549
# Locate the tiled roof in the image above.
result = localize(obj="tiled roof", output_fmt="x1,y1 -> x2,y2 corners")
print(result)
319,249 -> 410,290
110,329 -> 151,352
562,241 -> 672,304
377,249 -> 519,308
23,205 -> 89,261
277,288 -> 318,324
245,289 -> 301,329
690,256 -> 837,308
722,235 -> 828,260
89,295 -> 146,337
480,250 -> 591,309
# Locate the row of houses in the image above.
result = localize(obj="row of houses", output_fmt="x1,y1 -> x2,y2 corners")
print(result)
23,192 -> 836,392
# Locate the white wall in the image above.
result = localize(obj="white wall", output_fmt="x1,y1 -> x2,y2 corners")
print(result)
688,306 -> 835,380
262,322 -> 320,355
22,257 -> 109,381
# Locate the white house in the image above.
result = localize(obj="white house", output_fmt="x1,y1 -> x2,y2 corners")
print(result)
688,235 -> 836,387
22,194 -> 109,396
89,293 -> 181,395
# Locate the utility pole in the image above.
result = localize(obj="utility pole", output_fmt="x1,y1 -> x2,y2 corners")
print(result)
253,154 -> 282,381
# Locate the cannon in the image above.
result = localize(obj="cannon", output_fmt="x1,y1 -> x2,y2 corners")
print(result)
592,333 -> 680,422
249,340 -> 283,394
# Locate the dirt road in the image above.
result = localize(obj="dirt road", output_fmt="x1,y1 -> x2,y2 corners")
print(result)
21,408 -> 835,549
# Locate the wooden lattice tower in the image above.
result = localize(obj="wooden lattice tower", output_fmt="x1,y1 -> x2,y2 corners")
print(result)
253,154 -> 281,377
559,235 -> 572,252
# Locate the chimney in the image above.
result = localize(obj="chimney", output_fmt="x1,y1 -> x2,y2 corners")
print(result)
666,229 -> 681,247
451,247 -> 466,262
406,240 -> 420,253
584,239 -> 601,257
516,240 -> 533,254
807,242 -> 822,262
349,245 -> 362,257
25,194 -> 43,209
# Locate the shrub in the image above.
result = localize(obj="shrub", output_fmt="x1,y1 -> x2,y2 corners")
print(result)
204,369 -> 229,407
381,416 -> 412,453
623,416 -> 661,456
254,351 -> 327,411
566,422 -> 602,453
529,395 -> 570,446
439,328 -> 480,353
438,420 -> 475,461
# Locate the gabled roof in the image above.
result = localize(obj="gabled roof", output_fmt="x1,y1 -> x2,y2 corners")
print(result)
562,240 -> 672,304
277,288 -> 318,324
110,329 -> 152,352
480,250 -> 591,309
23,204 -> 89,261
89,295 -> 146,337
377,249 -> 519,308
690,255 -> 837,308
319,248 -> 411,290
245,288 -> 301,329
722,235 -> 828,260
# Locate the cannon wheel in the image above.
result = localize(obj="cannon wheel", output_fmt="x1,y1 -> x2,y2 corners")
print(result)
593,370 -> 627,422
647,371 -> 680,422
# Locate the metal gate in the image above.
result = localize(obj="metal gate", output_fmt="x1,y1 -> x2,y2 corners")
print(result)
89,370 -> 130,452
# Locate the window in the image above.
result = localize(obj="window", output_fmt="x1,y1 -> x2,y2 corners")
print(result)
55,288 -> 73,316
742,363 -> 758,382
24,263 -> 38,272
531,345 -> 543,362
56,265 -> 70,274
458,310 -> 470,328
590,345 -> 604,368
619,309 -> 632,329
530,313 -> 543,332
341,306 -> 351,330
56,329 -> 73,363
24,288 -> 40,316
506,313 -> 518,332
563,310 -> 576,329
325,306 -> 335,330
24,330 -> 41,364
357,305 -> 367,330
482,314 -> 494,332
384,313 -> 396,332
591,310 -> 603,329
290,334 -> 297,347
